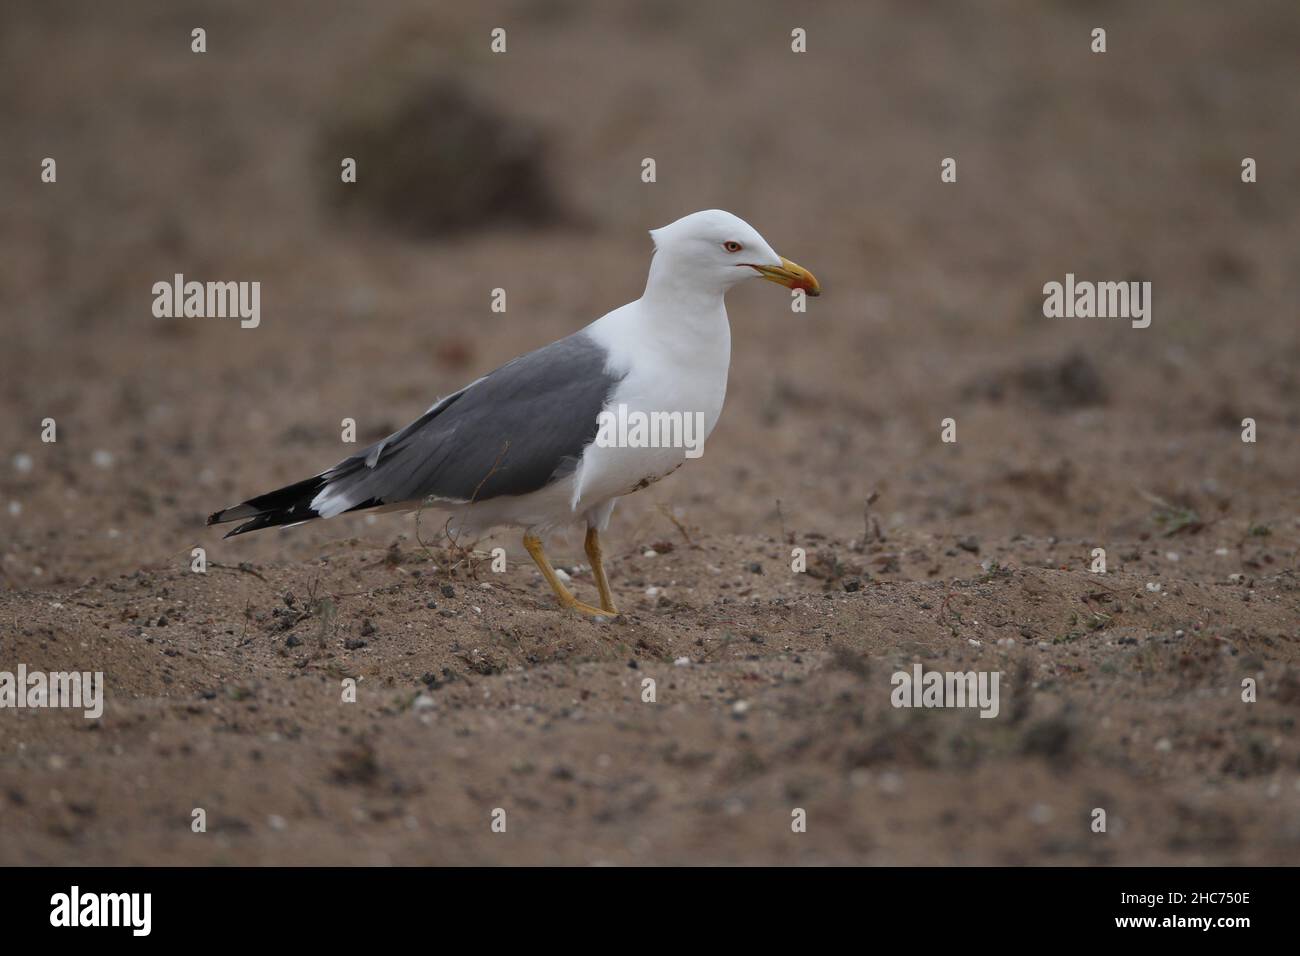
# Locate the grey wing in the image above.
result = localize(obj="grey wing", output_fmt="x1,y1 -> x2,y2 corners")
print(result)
311,330 -> 622,517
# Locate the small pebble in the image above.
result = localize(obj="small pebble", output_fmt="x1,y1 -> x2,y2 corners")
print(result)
878,771 -> 903,795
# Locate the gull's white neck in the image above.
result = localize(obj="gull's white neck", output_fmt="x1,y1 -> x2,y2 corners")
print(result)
585,253 -> 733,381
639,251 -> 730,319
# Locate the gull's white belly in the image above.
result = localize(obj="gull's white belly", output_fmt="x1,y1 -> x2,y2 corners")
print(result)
573,373 -> 725,510
573,304 -> 730,514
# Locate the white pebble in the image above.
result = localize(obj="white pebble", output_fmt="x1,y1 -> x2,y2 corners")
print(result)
1145,582 -> 1162,593
642,549 -> 658,558
878,771 -> 903,795
91,449 -> 114,469
12,453 -> 32,474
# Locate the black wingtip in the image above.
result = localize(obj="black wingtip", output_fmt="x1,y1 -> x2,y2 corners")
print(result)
222,514 -> 274,538
205,475 -> 330,537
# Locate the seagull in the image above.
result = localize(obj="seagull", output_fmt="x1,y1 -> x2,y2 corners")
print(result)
207,210 -> 820,616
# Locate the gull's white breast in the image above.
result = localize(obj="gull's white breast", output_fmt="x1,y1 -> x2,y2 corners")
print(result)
572,298 -> 731,513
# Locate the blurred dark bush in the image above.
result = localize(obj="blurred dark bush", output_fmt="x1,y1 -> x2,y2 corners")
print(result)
318,76 -> 567,237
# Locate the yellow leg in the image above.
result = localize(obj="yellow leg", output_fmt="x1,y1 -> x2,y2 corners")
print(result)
584,526 -> 618,614
523,532 -> 608,616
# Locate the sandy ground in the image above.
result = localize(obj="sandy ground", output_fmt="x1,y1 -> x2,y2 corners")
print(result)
1,0 -> 1298,864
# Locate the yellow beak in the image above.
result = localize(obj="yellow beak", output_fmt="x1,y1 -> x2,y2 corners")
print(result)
751,257 -> 821,296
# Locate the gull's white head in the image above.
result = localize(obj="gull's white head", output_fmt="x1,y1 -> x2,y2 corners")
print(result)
646,209 -> 820,300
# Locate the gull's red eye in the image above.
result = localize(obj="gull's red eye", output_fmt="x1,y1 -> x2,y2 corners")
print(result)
723,241 -> 743,253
